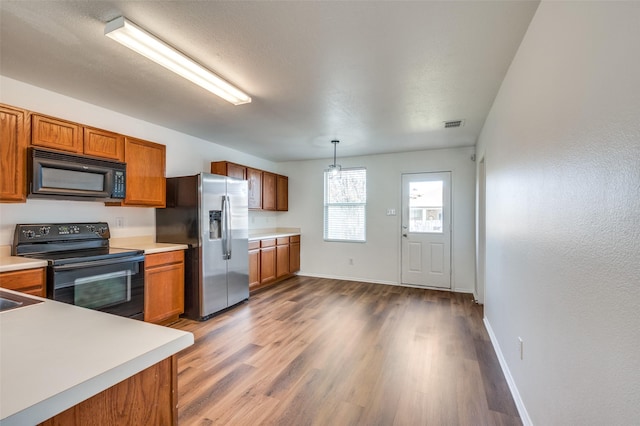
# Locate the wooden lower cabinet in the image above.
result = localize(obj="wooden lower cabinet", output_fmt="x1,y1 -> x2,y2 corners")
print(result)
248,240 -> 261,290
0,268 -> 46,297
276,237 -> 290,278
250,234 -> 300,292
39,356 -> 177,426
144,251 -> 184,325
290,235 -> 301,273
259,240 -> 277,285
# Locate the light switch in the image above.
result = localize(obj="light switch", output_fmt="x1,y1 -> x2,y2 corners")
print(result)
386,209 -> 396,216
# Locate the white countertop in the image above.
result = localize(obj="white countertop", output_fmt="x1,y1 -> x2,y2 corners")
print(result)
0,289 -> 194,425
0,256 -> 48,273
249,228 -> 301,241
109,236 -> 188,254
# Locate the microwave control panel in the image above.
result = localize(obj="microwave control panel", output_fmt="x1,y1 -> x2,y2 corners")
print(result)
112,171 -> 126,199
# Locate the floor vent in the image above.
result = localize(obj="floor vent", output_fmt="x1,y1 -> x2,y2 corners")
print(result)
444,120 -> 464,128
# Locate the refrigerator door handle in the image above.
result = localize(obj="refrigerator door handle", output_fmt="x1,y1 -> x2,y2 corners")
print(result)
222,195 -> 232,259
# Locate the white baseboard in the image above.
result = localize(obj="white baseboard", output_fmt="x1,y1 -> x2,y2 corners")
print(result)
296,272 -> 397,286
483,317 -> 533,426
296,272 -> 473,294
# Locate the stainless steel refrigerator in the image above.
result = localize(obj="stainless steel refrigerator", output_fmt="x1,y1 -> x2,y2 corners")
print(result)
156,173 -> 249,320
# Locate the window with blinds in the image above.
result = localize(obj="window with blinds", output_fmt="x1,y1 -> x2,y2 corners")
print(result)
324,167 -> 367,242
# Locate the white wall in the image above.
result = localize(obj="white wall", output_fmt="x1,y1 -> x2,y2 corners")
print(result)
476,2 -> 640,425
279,147 -> 476,292
0,76 -> 280,245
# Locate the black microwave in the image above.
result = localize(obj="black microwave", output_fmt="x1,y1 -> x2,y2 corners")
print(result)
29,147 -> 126,201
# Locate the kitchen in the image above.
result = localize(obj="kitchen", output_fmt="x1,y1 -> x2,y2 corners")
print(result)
3,1 -> 639,425
0,0 -> 484,419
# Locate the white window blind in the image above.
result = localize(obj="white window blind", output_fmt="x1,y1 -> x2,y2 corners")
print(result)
324,168 -> 366,242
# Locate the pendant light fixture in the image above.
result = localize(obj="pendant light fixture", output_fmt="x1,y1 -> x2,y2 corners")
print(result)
328,140 -> 342,177
105,16 -> 251,105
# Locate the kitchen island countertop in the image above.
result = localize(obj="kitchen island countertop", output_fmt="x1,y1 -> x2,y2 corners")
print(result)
0,289 -> 193,425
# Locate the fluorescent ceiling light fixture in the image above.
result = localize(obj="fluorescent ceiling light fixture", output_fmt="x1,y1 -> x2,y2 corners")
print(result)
105,16 -> 251,105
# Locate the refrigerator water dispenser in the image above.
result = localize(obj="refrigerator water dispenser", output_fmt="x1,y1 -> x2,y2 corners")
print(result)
209,210 -> 221,239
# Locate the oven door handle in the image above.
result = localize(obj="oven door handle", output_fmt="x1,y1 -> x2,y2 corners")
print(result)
53,255 -> 145,271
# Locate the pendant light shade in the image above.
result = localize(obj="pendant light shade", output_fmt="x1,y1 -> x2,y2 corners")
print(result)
328,140 -> 341,176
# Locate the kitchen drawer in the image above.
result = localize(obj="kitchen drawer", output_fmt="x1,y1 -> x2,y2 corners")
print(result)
248,240 -> 261,250
276,237 -> 289,246
289,235 -> 300,243
260,239 -> 276,248
0,268 -> 46,297
145,250 -> 184,269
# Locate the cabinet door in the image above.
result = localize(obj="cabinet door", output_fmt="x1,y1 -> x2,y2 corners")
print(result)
0,104 -> 27,202
211,161 -> 246,179
83,127 -> 125,161
276,175 -> 288,211
262,172 -> 276,211
247,167 -> 262,209
0,268 -> 46,297
276,240 -> 290,278
260,244 -> 276,284
123,137 -> 166,207
144,252 -> 185,325
249,247 -> 261,290
290,236 -> 300,273
31,114 -> 82,153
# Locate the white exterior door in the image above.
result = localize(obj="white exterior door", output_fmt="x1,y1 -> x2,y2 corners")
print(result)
401,172 -> 451,289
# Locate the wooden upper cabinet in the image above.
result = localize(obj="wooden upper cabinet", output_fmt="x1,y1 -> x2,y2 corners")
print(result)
0,104 -> 28,202
211,161 -> 246,180
31,114 -> 82,153
122,137 -> 166,207
262,172 -> 277,211
276,175 -> 288,211
247,167 -> 262,209
210,160 -> 289,212
83,127 -> 125,162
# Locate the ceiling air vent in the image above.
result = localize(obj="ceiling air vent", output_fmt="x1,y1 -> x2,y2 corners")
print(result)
444,119 -> 464,128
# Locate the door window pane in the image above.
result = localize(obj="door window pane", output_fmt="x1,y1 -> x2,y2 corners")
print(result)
409,181 -> 443,233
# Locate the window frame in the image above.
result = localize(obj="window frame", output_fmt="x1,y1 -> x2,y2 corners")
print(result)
323,167 -> 367,243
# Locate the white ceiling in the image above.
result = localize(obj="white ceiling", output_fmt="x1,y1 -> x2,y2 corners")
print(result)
0,1 -> 539,162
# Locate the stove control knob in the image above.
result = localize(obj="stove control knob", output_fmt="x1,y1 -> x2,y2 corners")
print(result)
39,226 -> 50,235
23,230 -> 35,239
86,225 -> 96,232
98,227 -> 108,235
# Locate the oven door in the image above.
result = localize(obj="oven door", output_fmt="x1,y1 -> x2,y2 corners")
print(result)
50,255 -> 145,320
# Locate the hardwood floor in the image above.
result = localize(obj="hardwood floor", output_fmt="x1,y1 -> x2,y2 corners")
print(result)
172,276 -> 521,425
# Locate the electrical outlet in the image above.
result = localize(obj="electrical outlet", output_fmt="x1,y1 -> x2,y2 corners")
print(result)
348,258 -> 354,265
115,217 -> 124,228
518,337 -> 524,360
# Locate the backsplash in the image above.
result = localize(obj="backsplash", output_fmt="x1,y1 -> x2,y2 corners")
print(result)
0,199 -> 280,246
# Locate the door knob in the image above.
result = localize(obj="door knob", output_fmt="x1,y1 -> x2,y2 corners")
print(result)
402,233 -> 407,238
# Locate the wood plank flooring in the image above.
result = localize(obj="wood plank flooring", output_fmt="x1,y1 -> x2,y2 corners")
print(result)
172,276 -> 521,425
